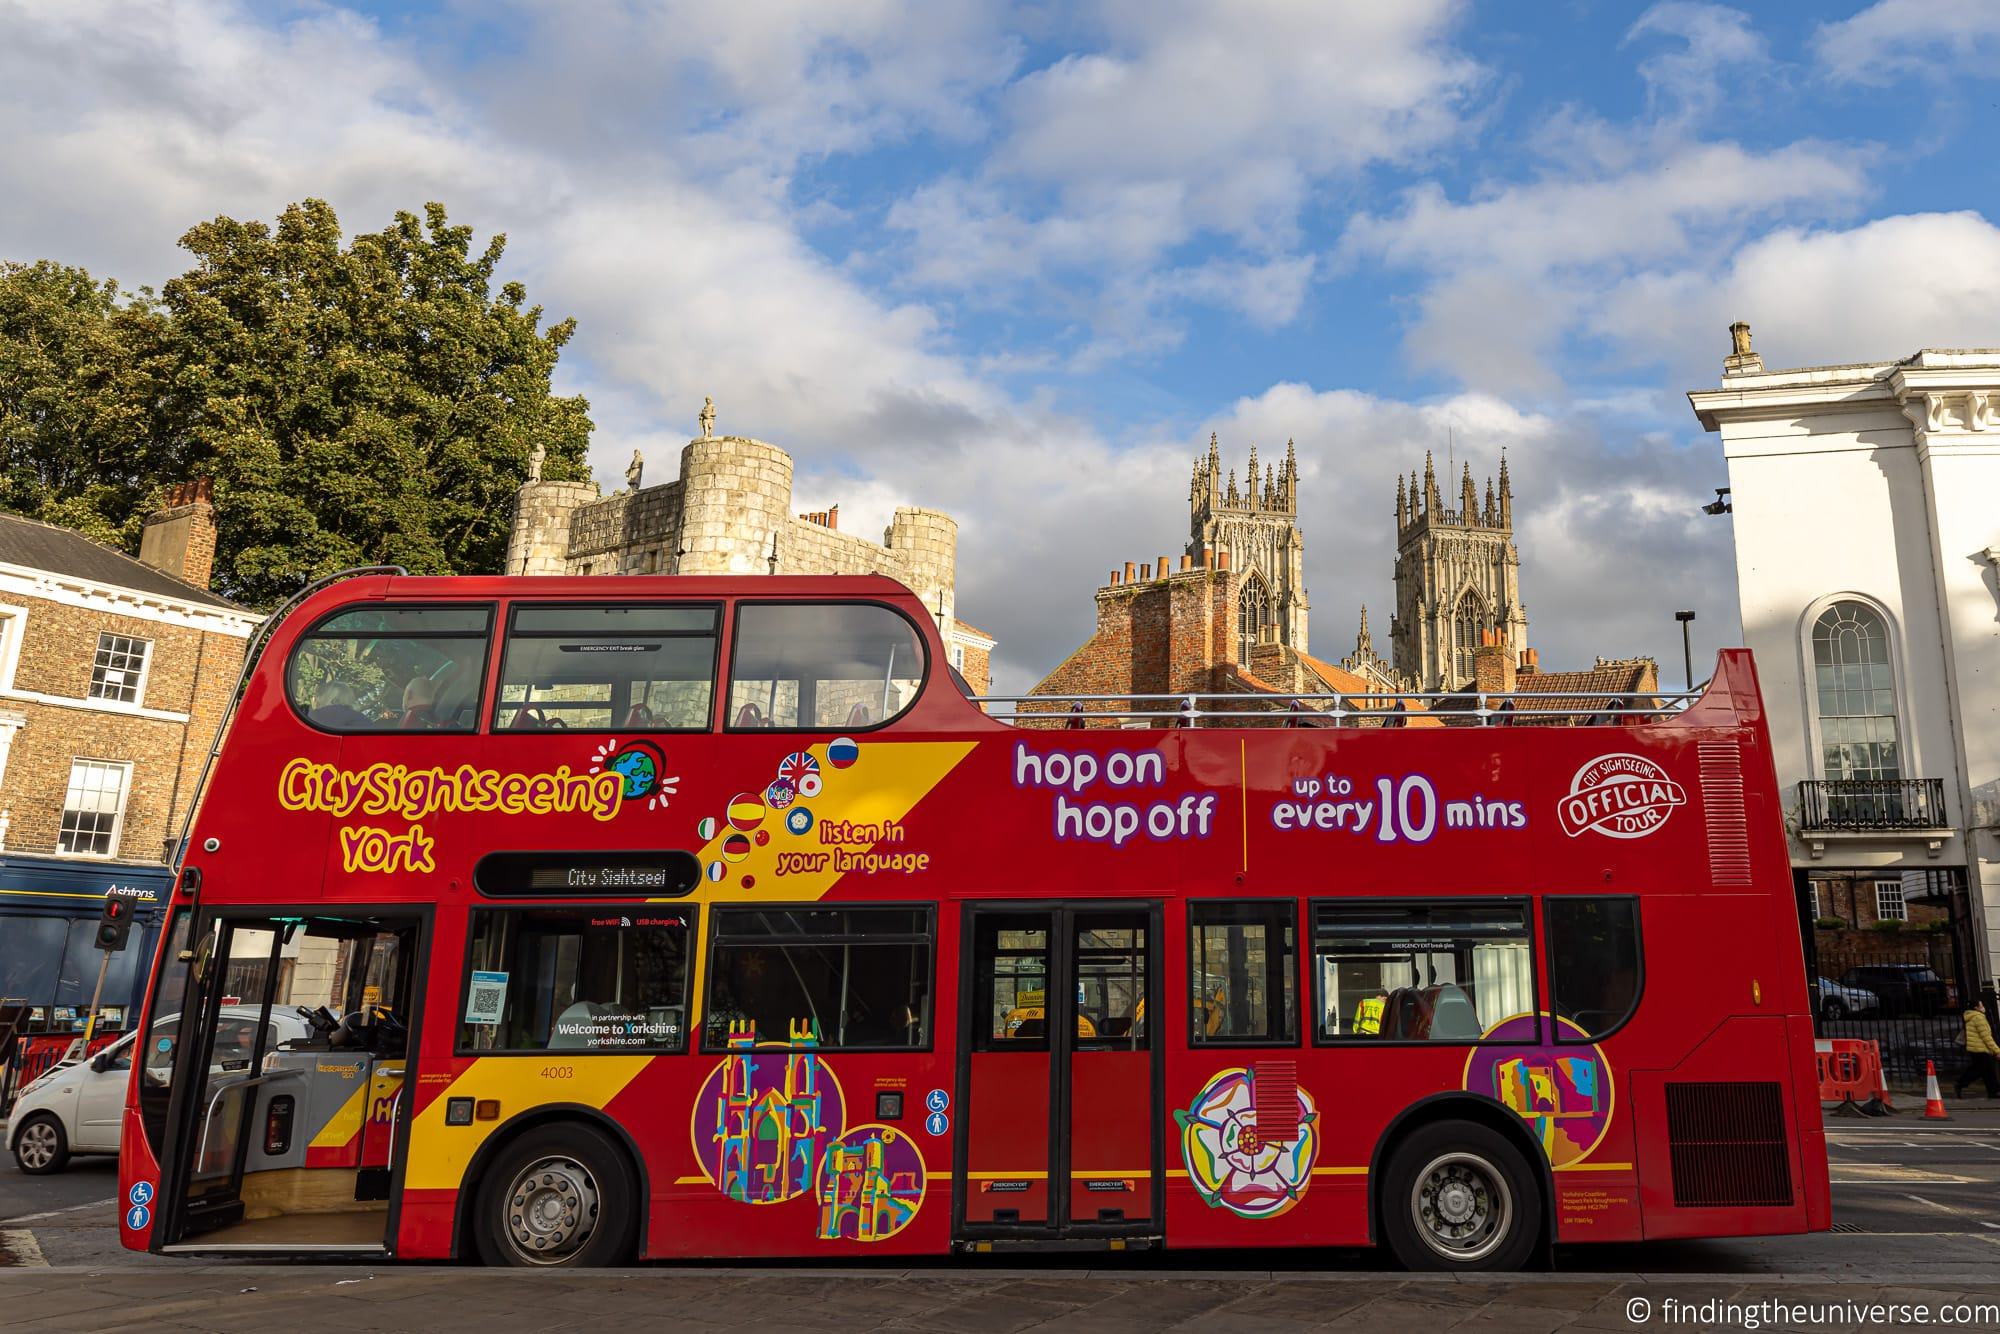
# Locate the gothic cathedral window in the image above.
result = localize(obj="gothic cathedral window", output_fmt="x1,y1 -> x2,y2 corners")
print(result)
1452,591 -> 1484,688
1238,574 -> 1270,665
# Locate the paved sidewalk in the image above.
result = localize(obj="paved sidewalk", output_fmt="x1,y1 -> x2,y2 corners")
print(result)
7,1260 -> 2000,1333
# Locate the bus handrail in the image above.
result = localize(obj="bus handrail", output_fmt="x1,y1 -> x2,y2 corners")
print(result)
171,565 -> 407,872
972,684 -> 1709,729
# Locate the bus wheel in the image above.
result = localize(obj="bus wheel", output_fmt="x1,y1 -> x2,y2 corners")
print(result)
475,1123 -> 636,1267
12,1114 -> 69,1175
1381,1121 -> 1538,1271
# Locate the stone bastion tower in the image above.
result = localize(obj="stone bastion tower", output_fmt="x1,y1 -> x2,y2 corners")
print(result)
1389,450 -> 1527,692
502,404 -> 989,690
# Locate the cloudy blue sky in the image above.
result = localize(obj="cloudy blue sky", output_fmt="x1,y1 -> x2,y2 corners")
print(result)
3,0 -> 1998,690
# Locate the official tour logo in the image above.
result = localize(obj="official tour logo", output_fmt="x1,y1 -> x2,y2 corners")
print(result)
1557,753 -> 1686,840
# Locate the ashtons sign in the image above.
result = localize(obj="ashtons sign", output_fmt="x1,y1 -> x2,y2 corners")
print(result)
1558,754 -> 1686,839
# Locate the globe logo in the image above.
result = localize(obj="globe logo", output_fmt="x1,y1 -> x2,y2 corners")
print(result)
608,743 -> 663,800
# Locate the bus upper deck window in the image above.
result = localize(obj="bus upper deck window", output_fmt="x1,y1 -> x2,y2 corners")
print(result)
727,603 -> 926,731
287,605 -> 491,734
495,604 -> 718,732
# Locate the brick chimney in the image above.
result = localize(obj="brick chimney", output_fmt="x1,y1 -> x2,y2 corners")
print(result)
1472,628 -> 1517,695
139,479 -> 218,589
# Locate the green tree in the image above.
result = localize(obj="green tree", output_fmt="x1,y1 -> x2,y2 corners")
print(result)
159,199 -> 591,604
0,261 -> 175,547
0,199 -> 591,605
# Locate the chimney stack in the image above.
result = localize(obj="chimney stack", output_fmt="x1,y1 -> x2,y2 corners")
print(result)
139,479 -> 218,589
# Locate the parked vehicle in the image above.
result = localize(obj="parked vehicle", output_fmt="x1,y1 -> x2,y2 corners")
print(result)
1816,976 -> 1880,1020
1839,964 -> 1951,1018
9,1006 -> 310,1174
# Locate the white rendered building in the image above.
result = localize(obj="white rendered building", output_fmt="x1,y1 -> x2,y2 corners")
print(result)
1690,330 -> 2000,995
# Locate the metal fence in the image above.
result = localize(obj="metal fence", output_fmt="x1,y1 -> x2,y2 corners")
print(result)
1812,937 -> 1977,1084
1798,778 -> 1949,832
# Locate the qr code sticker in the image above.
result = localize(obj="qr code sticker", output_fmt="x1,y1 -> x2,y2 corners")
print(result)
471,989 -> 502,1016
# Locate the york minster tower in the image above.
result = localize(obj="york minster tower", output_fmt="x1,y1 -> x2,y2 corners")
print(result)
1189,434 -> 1309,662
1390,451 -> 1528,691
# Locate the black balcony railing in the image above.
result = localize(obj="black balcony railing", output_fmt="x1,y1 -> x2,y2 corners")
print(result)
1798,777 -> 1948,832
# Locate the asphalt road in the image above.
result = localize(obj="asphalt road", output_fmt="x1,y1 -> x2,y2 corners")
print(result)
8,1115 -> 2000,1329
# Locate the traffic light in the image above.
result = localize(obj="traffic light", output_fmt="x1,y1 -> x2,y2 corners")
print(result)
96,893 -> 133,952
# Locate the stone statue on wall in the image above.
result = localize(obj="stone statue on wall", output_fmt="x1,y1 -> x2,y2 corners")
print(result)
699,396 -> 716,440
626,449 -> 644,490
526,442 -> 545,483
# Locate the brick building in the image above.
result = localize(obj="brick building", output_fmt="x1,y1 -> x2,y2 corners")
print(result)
0,484 -> 257,1044
504,406 -> 993,693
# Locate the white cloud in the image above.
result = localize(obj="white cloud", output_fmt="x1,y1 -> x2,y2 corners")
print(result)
1343,140 -> 1871,389
887,0 -> 1487,354
1599,211 -> 2000,382
1812,0 -> 2000,85
1626,3 -> 1768,124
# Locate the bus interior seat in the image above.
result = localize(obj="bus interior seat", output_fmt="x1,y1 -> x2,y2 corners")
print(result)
845,703 -> 874,727
734,702 -> 769,728
622,704 -> 656,729
1012,1018 -> 1045,1039
1426,985 -> 1482,1040
1381,987 -> 1429,1039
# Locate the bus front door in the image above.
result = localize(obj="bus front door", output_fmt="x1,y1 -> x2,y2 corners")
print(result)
957,903 -> 1161,1244
158,912 -> 420,1252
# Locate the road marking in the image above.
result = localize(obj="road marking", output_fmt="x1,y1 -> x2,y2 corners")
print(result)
0,1198 -> 113,1225
0,1230 -> 48,1268
1832,1164 -> 1979,1184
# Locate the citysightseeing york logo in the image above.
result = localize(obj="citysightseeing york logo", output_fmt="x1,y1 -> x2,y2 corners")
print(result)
1557,753 -> 1687,840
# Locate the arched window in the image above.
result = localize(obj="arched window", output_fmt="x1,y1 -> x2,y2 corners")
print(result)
1238,574 -> 1270,665
1451,591 -> 1484,688
1811,601 -> 1899,780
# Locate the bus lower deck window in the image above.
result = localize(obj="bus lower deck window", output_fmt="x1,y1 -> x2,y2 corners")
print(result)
459,908 -> 693,1053
1546,897 -> 1642,1040
705,906 -> 932,1050
1312,901 -> 1533,1043
1190,901 -> 1297,1045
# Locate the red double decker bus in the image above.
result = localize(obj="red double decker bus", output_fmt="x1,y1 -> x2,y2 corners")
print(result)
118,570 -> 1828,1269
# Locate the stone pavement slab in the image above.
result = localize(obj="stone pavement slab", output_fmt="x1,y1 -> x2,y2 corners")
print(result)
4,1265 -> 2000,1332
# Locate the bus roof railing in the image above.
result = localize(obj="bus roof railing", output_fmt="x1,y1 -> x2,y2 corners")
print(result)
171,565 -> 407,872
970,684 -> 1709,729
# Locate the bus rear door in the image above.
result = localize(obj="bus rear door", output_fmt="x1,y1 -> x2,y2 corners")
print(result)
956,903 -> 1162,1245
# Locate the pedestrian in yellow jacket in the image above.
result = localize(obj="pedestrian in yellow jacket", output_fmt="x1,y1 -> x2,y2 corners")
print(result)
1955,1005 -> 2000,1098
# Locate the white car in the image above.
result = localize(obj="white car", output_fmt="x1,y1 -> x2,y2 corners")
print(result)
1817,975 -> 1881,1020
8,1006 -> 311,1174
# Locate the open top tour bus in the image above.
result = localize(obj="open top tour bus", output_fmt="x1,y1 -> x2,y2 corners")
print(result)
118,570 -> 1828,1269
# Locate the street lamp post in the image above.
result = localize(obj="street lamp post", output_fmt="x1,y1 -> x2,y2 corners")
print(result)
1674,610 -> 1696,691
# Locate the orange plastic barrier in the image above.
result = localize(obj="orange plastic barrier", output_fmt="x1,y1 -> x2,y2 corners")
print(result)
1817,1037 -> 1888,1106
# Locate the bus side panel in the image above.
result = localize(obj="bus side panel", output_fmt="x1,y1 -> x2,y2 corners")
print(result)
1788,1011 -> 1832,1232
1630,1015 -> 1810,1241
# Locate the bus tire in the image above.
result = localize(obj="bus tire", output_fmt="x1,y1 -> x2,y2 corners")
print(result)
11,1113 -> 69,1175
1380,1120 -> 1539,1272
473,1122 -> 637,1267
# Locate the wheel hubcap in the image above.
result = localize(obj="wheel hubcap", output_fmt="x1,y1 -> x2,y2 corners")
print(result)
19,1123 -> 55,1169
503,1155 -> 600,1265
1411,1151 -> 1512,1262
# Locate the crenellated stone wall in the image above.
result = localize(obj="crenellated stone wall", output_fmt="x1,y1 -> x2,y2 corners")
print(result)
502,431 -> 985,663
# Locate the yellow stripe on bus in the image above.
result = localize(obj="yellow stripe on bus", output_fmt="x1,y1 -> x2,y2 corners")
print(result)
404,1056 -> 653,1192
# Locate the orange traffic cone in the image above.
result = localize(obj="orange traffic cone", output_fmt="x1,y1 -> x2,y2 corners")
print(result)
1924,1060 -> 1951,1120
